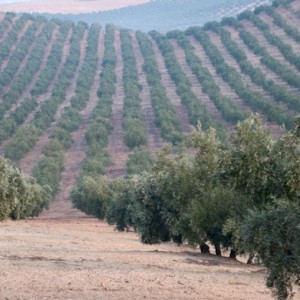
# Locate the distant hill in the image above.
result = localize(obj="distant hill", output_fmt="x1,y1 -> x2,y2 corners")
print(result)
39,0 -> 273,32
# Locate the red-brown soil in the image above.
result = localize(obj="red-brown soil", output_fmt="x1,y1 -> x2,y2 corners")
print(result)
150,37 -> 192,133
0,0 -> 150,14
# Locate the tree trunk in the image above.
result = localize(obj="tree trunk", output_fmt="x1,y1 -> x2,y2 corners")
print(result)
247,253 -> 254,264
200,242 -> 210,254
229,249 -> 237,259
214,243 -> 221,256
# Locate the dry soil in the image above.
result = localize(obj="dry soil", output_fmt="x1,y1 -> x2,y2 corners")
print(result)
0,197 -> 292,300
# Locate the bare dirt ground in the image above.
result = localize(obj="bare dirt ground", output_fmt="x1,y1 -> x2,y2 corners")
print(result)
0,207 -> 280,300
0,0 -> 150,14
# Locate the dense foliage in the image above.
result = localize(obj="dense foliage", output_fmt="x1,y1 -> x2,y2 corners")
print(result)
72,115 -> 300,299
0,155 -> 51,221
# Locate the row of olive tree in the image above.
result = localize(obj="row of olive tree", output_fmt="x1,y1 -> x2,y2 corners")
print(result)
120,29 -> 147,149
0,16 -> 42,95
32,23 -> 99,197
0,12 -> 15,41
213,19 -> 300,114
0,19 -> 56,119
166,29 -> 247,125
0,14 -> 32,68
31,20 -> 72,96
186,26 -> 293,129
79,24 -> 116,177
237,11 -> 300,90
135,30 -> 183,144
150,30 -> 227,131
4,22 -> 85,161
0,155 -> 51,221
0,21 -> 74,144
72,114 -> 300,299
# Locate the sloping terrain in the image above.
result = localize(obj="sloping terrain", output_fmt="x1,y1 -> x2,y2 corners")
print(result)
0,1 -> 299,299
0,1 -> 298,201
0,0 -> 273,32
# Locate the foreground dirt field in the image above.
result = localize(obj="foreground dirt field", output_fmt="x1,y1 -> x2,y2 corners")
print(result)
0,196 -> 285,300
0,0 -> 150,14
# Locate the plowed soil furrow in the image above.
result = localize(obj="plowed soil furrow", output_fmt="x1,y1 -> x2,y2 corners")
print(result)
131,32 -> 165,151
107,31 -> 131,179
206,31 -> 285,136
0,20 -> 32,72
187,37 -> 250,110
150,37 -> 191,133
242,18 -> 300,75
24,28 -> 73,125
170,39 -> 234,131
18,30 -> 89,176
225,25 -> 298,93
0,23 -> 45,98
39,31 -> 105,220
4,25 -> 60,118
276,7 -> 300,32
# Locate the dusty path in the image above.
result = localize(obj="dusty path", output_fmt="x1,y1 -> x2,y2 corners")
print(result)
150,37 -> 192,133
170,39 -> 234,132
17,30 -> 88,175
131,32 -> 165,151
107,31 -> 131,179
0,216 -> 283,300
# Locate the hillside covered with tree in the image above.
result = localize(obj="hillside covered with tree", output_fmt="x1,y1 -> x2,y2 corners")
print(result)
0,0 -> 299,298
